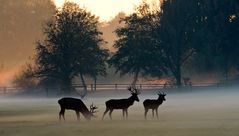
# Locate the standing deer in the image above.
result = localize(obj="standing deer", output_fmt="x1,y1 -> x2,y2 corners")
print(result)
143,91 -> 166,119
58,97 -> 98,121
102,86 -> 140,120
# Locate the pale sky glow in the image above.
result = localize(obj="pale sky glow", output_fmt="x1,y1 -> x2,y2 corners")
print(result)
53,0 -> 144,22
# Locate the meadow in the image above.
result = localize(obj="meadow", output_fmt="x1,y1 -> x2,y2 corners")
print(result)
0,88 -> 239,136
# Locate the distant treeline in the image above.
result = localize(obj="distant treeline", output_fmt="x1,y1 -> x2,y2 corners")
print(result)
12,0 -> 239,96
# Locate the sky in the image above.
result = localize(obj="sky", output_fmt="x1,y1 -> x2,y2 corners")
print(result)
53,0 -> 143,22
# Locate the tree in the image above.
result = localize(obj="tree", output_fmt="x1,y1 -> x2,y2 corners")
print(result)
164,0 -> 239,82
85,44 -> 109,91
154,0 -> 206,87
202,0 -> 239,80
109,2 -> 165,86
35,2 -> 108,95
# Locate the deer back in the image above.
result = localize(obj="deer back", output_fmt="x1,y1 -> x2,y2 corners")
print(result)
143,99 -> 159,107
106,95 -> 139,109
143,93 -> 166,108
58,97 -> 90,113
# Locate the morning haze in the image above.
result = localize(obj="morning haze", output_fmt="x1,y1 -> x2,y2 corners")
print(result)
0,0 -> 129,85
0,0 -> 55,85
1,1 -> 239,136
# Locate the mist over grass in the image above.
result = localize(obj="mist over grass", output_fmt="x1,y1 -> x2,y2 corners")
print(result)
1,87 -> 239,136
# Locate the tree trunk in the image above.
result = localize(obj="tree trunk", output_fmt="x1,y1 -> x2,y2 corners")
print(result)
223,56 -> 229,81
131,70 -> 139,87
224,69 -> 229,81
94,76 -> 97,91
175,65 -> 182,88
80,72 -> 87,97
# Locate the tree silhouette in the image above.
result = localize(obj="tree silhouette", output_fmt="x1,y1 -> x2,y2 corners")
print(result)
35,2 -> 108,95
109,2 -> 166,86
154,0 -> 205,87
201,0 -> 239,80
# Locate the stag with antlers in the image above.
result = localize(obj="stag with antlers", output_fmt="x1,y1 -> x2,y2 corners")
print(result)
143,91 -> 166,119
58,97 -> 98,121
102,86 -> 140,120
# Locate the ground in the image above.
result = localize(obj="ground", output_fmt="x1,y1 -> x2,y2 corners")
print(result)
0,87 -> 239,136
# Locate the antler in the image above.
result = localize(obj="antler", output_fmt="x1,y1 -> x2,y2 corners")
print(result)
157,91 -> 161,95
128,86 -> 140,94
90,103 -> 98,113
133,87 -> 140,95
157,90 -> 166,96
127,86 -> 134,93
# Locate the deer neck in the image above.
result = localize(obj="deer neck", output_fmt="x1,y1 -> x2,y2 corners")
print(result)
81,109 -> 92,120
157,98 -> 164,104
128,96 -> 136,105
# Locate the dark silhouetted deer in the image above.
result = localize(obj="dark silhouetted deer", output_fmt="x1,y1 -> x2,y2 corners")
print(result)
143,91 -> 166,119
58,97 -> 98,121
102,86 -> 140,120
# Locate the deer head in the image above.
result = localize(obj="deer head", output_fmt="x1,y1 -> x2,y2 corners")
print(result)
90,103 -> 98,113
157,91 -> 166,101
83,103 -> 98,120
128,86 -> 140,102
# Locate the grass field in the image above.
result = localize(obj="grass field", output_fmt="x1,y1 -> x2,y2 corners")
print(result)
1,88 -> 239,136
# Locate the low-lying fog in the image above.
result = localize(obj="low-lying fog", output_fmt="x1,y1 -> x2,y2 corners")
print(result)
0,87 -> 239,136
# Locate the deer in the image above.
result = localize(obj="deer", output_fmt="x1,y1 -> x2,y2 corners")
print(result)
58,97 -> 98,121
102,86 -> 140,120
143,91 -> 166,119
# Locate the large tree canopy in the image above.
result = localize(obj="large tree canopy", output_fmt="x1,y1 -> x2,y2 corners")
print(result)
202,0 -> 239,79
109,2 -> 166,85
153,0 -> 206,87
35,2 -> 109,95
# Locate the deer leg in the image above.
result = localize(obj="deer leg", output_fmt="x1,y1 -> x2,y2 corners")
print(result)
144,108 -> 149,120
125,109 -> 128,119
122,109 -> 125,119
59,109 -> 65,121
152,109 -> 155,118
102,108 -> 109,120
59,111 -> 61,121
109,109 -> 113,120
62,110 -> 65,121
156,108 -> 159,119
76,111 -> 80,121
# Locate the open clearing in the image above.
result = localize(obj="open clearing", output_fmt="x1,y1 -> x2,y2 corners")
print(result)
1,88 -> 239,136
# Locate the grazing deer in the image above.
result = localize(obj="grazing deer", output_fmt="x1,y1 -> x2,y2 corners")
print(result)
58,97 -> 98,121
102,86 -> 140,120
143,91 -> 166,119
